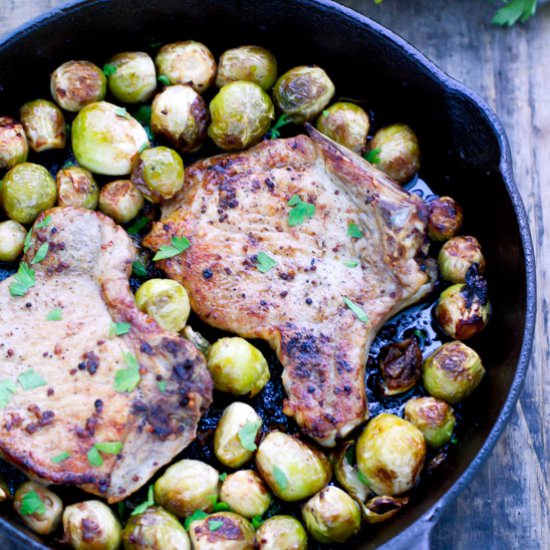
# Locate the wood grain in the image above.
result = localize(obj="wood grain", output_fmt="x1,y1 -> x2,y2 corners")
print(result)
1,0 -> 548,548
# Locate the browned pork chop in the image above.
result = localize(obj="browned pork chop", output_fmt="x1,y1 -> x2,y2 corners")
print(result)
0,207 -> 212,502
144,127 -> 434,446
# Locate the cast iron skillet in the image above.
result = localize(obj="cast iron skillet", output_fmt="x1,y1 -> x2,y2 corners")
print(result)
0,0 -> 536,548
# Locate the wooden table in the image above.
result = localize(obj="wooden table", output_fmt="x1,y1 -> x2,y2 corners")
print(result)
1,0 -> 548,548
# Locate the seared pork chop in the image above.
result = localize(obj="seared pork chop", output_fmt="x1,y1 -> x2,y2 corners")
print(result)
0,208 -> 212,502
144,127 -> 434,446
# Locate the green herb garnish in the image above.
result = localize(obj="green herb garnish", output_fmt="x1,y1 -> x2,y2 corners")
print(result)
30,242 -> 49,265
0,380 -> 16,409
343,297 -> 369,323
238,420 -> 261,452
88,441 -> 123,467
251,515 -> 264,528
255,252 -> 277,273
347,222 -> 364,238
131,485 -> 155,516
9,263 -> 35,297
51,451 -> 70,464
287,195 -> 315,227
127,216 -> 149,235
103,63 -> 118,76
157,380 -> 167,393
35,216 -> 52,229
19,490 -> 46,516
219,472 -> 228,482
492,0 -> 537,26
87,446 -> 103,467
184,510 -> 208,530
158,74 -> 171,86
364,148 -> 381,164
213,501 -> 230,512
46,308 -> 62,321
208,519 -> 224,532
115,352 -> 141,392
18,369 -> 46,390
135,105 -> 152,126
268,113 -> 291,139
344,259 -> 360,268
357,469 -> 371,486
110,322 -> 131,336
132,260 -> 148,278
153,236 -> 191,261
272,465 -> 288,490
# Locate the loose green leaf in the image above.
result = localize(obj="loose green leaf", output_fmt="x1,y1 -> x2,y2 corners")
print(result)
153,236 -> 191,261
272,465 -> 288,490
19,490 -> 46,516
51,451 -> 70,464
131,485 -> 155,516
18,369 -> 47,390
135,105 -> 152,126
256,252 -> 277,273
31,242 -> 49,265
364,148 -> 381,164
0,380 -> 16,409
357,469 -> 371,486
287,195 -> 315,227
115,353 -> 141,392
344,259 -> 360,268
238,421 -> 261,452
9,263 -> 36,297
157,380 -> 167,393
213,501 -> 230,512
127,216 -> 149,235
184,510 -> 208,530
103,63 -> 118,76
268,113 -> 291,139
158,74 -> 171,86
87,446 -> 103,467
251,515 -> 264,529
343,296 -> 369,323
132,260 -> 148,278
492,0 -> 537,26
46,308 -> 62,321
219,472 -> 228,482
23,230 -> 33,254
322,110 -> 329,118
208,519 -> 224,532
95,441 -> 123,454
347,222 -> 364,238
110,321 -> 131,336
35,216 -> 52,229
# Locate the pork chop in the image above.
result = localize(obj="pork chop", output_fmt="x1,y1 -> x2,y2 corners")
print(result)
0,207 -> 212,502
144,126 -> 434,446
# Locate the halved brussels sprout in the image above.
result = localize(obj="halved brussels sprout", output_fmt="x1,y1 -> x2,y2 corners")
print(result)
182,325 -> 211,355
438,236 -> 486,283
13,481 -> 63,535
99,179 -> 144,224
63,500 -> 121,550
208,81 -> 274,151
0,116 -> 28,170
71,101 -> 149,176
216,46 -> 278,90
151,85 -> 209,153
427,196 -> 463,242
356,413 -> 426,496
273,65 -> 335,123
332,440 -> 369,502
422,341 -> 485,404
363,495 -> 409,524
315,102 -> 369,153
255,430 -> 331,502
106,51 -> 157,104
256,515 -> 308,550
155,41 -> 216,93
220,470 -> 271,518
188,512 -> 255,550
20,99 -> 66,152
377,338 -> 422,396
302,486 -> 361,544
1,162 -> 57,224
0,220 -> 27,262
154,459 -> 219,518
404,396 -> 456,447
56,166 -> 99,209
207,337 -> 270,397
135,278 -> 191,332
50,60 -> 107,112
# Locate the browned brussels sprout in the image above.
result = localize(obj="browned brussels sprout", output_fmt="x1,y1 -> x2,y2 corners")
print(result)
0,116 -> 28,170
13,481 -> 63,535
220,470 -> 271,518
216,46 -> 278,90
256,515 -> 308,550
20,99 -> 66,152
332,440 -> 369,502
315,102 -> 369,153
99,179 -> 144,224
106,51 -> 157,104
378,338 -> 422,396
188,512 -> 255,550
56,166 -> 99,209
438,235 -> 486,283
404,396 -> 456,447
0,220 -> 27,261
427,196 -> 463,242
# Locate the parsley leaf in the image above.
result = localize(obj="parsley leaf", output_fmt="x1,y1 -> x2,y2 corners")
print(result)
213,501 -> 230,512
364,148 -> 381,164
35,215 -> 52,229
131,485 -> 155,516
343,297 -> 369,323
492,0 -> 537,26
157,380 -> 167,393
31,242 -> 49,264
51,451 -> 70,464
256,252 -> 277,273
9,263 -> 36,297
115,107 -> 131,119
219,472 -> 228,482
272,465 -> 288,490
0,380 -> 16,409
158,74 -> 171,86
347,222 -> 364,238
132,260 -> 148,278
135,105 -> 152,126
287,195 -> 315,227
87,446 -> 103,467
344,259 -> 360,268
251,515 -> 264,529
208,519 -> 224,532
238,421 -> 261,452
127,216 -> 149,235
103,63 -> 118,76
23,231 -> 33,254
115,352 -> 141,392
110,322 -> 131,336
88,441 -> 123,467
267,113 -> 291,139
184,510 -> 208,530
153,236 -> 191,261
18,369 -> 46,390
19,490 -> 46,516
357,469 -> 371,486
46,308 -> 62,321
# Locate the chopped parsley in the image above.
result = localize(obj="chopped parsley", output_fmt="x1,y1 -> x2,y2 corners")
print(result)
103,63 -> 118,76
134,105 -> 152,126
19,490 -> 46,516
219,472 -> 228,482
343,297 -> 369,323
208,519 -> 224,532
132,260 -> 148,278
287,195 -> 315,227
115,352 -> 141,393
51,451 -> 70,464
344,259 -> 360,268
158,74 -> 171,86
492,0 -> 537,26
0,380 -> 16,409
110,322 -> 131,336
35,216 -> 52,230
127,216 -> 149,235
23,231 -> 33,254
213,501 -> 230,512
364,147 -> 381,164
255,252 -> 277,273
30,242 -> 49,264
18,369 -> 47,390
88,441 -> 123,467
153,236 -> 191,261
238,421 -> 261,452
138,143 -> 149,154
46,308 -> 62,321
272,465 -> 288,490
267,113 -> 291,139
157,380 -> 167,393
87,446 -> 103,467
251,515 -> 264,529
184,510 -> 208,530
347,222 -> 364,238
131,485 -> 155,516
9,263 -> 36,297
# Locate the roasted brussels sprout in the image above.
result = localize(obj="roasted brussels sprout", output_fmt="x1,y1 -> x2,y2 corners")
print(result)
0,116 -> 28,170
302,486 -> 361,544
207,337 -> 270,397
99,179 -> 144,224
56,166 -> 99,209
315,102 -> 369,153
427,196 -> 463,242
368,124 -> 420,184
51,60 -> 107,112
404,396 -> 456,447
256,515 -> 308,550
155,41 -> 216,93
255,430 -> 331,501
135,278 -> 190,332
363,495 -> 409,524
356,413 -> 426,496
214,401 -> 262,468
1,162 -> 57,224
438,236 -> 486,283
422,341 -> 485,404
182,325 -> 211,355
154,459 -> 219,518
0,220 -> 27,261
122,506 -> 190,550
216,46 -> 278,90
208,81 -> 274,151
220,470 -> 271,518
71,101 -> 149,176
19,99 -> 66,153
273,65 -> 335,123
106,51 -> 157,104
188,512 -> 255,550
332,440 -> 369,502
377,338 -> 422,396
13,481 -> 63,535
63,500 -> 122,550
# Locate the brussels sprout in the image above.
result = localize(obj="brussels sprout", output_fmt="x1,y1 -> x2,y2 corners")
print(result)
220,470 -> 271,518
256,515 -> 308,550
135,278 -> 190,332
63,500 -> 121,550
155,41 -> 216,93
0,116 -> 28,170
182,325 -> 211,355
99,179 -> 144,224
131,146 -> 184,203
255,431 -> 331,502
427,196 -> 463,242
72,101 -> 149,176
216,46 -> 278,90
0,220 -> 26,261
154,459 -> 219,518
208,81 -> 274,151
151,85 -> 208,153
273,65 -> 335,123
214,401 -> 262,468
404,396 -> 456,447
19,99 -> 66,153
422,341 -> 485,404
438,236 -> 486,283
56,166 -> 99,209
207,337 -> 270,397
51,60 -> 107,112
378,338 -> 422,396
368,124 -> 420,184
356,413 -> 426,496
188,512 -> 255,550
332,440 -> 369,502
363,495 -> 409,524
13,481 -> 63,535
315,102 -> 369,153
106,52 -> 157,104
302,486 -> 361,544
1,162 -> 57,224
122,506 -> 190,550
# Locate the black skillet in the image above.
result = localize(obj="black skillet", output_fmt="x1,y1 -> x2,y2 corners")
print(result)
0,0 -> 536,548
